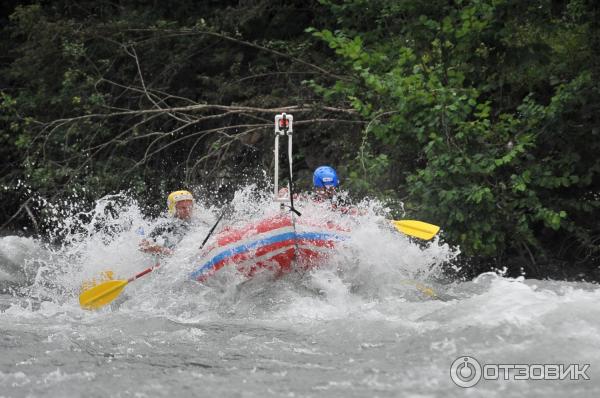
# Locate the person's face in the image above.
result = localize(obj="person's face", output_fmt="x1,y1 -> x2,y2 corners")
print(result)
315,186 -> 336,199
175,199 -> 193,221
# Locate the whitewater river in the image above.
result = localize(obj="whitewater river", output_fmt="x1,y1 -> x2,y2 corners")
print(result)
1,191 -> 599,397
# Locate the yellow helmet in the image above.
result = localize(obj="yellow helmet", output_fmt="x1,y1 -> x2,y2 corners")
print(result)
167,190 -> 194,216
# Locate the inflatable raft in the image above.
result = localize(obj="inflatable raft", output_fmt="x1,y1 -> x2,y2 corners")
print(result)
191,113 -> 351,282
190,213 -> 349,282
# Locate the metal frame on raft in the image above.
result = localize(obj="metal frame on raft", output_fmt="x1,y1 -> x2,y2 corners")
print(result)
273,113 -> 294,203
273,113 -> 301,268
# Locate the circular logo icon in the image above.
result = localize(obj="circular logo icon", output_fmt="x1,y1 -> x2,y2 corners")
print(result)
450,356 -> 482,388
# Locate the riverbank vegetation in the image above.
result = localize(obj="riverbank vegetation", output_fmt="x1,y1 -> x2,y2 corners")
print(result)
1,0 -> 598,280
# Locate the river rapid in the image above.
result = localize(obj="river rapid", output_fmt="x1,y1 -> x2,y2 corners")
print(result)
1,189 -> 598,397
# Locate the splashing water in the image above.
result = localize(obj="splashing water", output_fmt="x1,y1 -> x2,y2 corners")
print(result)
1,187 -> 598,397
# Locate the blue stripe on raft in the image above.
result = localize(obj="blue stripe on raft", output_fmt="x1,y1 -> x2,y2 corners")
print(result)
190,231 -> 347,280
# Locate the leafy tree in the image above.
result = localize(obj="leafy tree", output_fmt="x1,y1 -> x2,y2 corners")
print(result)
311,0 -> 600,278
0,1 -> 360,231
1,0 -> 598,280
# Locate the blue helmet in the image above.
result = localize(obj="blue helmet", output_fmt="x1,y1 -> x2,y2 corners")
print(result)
313,166 -> 339,188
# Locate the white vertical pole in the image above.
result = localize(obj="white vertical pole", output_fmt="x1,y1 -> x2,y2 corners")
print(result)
273,113 -> 293,203
287,133 -> 293,193
274,134 -> 280,200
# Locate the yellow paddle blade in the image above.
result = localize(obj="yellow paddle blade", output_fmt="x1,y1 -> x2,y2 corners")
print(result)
392,220 -> 440,240
79,279 -> 129,310
80,270 -> 115,292
401,280 -> 438,299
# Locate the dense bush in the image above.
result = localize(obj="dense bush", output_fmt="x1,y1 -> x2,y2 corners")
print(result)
311,0 -> 600,278
1,0 -> 598,279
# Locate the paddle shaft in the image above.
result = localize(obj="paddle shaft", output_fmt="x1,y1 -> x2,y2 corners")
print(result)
124,207 -> 227,287
126,209 -> 229,283
200,211 -> 225,249
138,208 -> 228,276
128,263 -> 159,282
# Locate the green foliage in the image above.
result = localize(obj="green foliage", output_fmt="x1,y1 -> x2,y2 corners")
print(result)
1,0 -> 350,225
313,0 -> 600,277
1,0 -> 599,280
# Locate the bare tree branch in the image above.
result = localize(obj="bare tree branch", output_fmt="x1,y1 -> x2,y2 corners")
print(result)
123,28 -> 349,81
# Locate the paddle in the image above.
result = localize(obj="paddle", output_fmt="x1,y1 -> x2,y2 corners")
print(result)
401,279 -> 438,299
200,211 -> 224,249
79,211 -> 226,310
79,264 -> 158,309
391,220 -> 440,241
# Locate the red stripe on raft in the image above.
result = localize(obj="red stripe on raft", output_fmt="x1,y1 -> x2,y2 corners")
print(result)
208,214 -> 349,249
216,215 -> 293,247
238,247 -> 325,278
205,238 -> 336,272
195,240 -> 335,282
198,247 -> 323,282
195,212 -> 350,282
